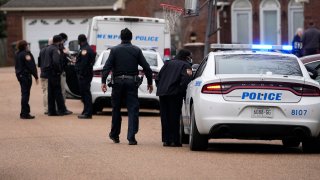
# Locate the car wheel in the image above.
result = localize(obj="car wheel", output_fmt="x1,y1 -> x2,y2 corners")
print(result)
180,115 -> 189,144
282,138 -> 300,148
92,102 -> 103,115
189,104 -> 208,151
302,138 -> 320,153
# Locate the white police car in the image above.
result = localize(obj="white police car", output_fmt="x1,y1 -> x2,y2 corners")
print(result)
90,49 -> 164,113
180,44 -> 320,152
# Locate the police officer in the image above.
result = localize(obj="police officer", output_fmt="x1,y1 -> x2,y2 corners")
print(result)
302,22 -> 320,56
75,34 -> 96,119
15,40 -> 39,119
156,49 -> 193,147
38,38 -> 52,114
101,28 -> 153,145
59,33 -> 69,101
292,28 -> 303,57
44,35 -> 72,116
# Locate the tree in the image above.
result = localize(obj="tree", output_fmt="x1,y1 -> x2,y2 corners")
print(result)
0,0 -> 10,38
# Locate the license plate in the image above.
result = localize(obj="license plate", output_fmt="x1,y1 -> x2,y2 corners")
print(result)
251,107 -> 273,118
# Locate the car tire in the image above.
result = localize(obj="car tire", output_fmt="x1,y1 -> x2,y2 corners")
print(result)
180,115 -> 189,144
282,138 -> 300,148
92,102 -> 103,115
302,138 -> 320,153
189,104 -> 208,151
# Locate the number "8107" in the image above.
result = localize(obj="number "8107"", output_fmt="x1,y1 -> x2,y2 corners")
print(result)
291,109 -> 307,116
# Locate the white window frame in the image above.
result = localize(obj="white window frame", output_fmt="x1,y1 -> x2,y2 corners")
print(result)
288,0 -> 304,42
260,0 -> 281,45
231,0 -> 253,44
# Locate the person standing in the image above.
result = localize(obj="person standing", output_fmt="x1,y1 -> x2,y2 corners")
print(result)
59,33 -> 69,101
292,28 -> 303,57
75,34 -> 96,119
44,35 -> 72,116
15,40 -> 39,119
38,38 -> 52,114
101,28 -> 153,145
302,22 -> 320,56
156,49 -> 193,147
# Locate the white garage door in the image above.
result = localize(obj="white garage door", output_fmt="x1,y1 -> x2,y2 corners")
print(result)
24,17 -> 90,63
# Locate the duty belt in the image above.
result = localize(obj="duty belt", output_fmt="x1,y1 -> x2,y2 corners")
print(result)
114,75 -> 135,80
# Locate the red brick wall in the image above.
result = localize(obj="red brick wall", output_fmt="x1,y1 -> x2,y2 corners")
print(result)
5,0 -> 320,64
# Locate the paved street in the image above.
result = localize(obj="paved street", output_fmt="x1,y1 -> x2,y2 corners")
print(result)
0,67 -> 320,180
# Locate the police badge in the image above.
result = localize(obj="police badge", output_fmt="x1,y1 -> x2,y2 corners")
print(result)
81,50 -> 87,56
25,55 -> 31,61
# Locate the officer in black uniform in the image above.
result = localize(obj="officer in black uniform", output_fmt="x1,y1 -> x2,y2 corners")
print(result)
302,22 -> 320,56
15,40 -> 39,119
75,34 -> 96,119
101,28 -> 153,145
44,35 -> 72,116
156,49 -> 193,147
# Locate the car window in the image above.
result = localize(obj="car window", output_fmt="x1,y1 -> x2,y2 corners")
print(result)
193,56 -> 208,79
143,53 -> 158,67
99,51 -> 158,67
305,61 -> 320,83
215,54 -> 302,76
100,51 -> 110,66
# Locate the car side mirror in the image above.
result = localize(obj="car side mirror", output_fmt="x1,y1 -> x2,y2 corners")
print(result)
69,40 -> 79,52
192,64 -> 200,73
308,71 -> 318,80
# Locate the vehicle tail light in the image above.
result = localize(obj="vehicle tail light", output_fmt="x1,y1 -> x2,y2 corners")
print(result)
201,81 -> 320,96
302,85 -> 320,96
164,48 -> 171,61
93,70 -> 102,77
139,70 -> 145,76
90,45 -> 97,53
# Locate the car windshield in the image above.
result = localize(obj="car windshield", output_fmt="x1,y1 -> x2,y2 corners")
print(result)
100,51 -> 158,67
215,54 -> 303,76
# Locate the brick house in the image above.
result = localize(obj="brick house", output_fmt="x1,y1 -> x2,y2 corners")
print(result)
1,0 -> 320,64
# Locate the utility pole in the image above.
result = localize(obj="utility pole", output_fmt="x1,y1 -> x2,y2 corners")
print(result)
204,0 -> 216,56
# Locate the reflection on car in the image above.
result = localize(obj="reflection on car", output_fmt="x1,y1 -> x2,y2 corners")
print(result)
180,44 -> 320,153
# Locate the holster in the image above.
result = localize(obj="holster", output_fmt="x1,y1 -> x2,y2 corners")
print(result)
134,76 -> 143,88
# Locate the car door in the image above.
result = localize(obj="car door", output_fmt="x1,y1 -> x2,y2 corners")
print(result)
183,56 -> 208,129
305,60 -> 320,83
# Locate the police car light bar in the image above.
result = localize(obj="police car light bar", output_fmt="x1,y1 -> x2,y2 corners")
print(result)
210,44 -> 292,51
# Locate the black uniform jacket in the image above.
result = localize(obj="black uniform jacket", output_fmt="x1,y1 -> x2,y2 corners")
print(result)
15,50 -> 38,79
302,27 -> 320,50
101,42 -> 153,85
156,59 -> 192,97
75,43 -> 96,78
43,44 -> 63,75
38,46 -> 49,78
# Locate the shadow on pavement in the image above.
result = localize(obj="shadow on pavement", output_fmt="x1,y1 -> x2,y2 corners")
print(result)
205,142 -> 303,154
96,109 -> 160,117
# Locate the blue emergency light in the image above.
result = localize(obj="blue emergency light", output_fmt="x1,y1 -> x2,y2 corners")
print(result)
210,44 -> 293,52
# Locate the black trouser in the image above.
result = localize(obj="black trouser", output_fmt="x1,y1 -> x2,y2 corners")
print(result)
48,72 -> 66,114
110,78 -> 139,141
78,75 -> 93,116
159,94 -> 183,143
17,74 -> 32,117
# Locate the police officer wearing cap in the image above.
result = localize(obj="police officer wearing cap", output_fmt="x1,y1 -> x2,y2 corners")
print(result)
156,49 -> 193,147
101,28 -> 153,145
44,35 -> 72,116
75,34 -> 96,119
15,40 -> 39,119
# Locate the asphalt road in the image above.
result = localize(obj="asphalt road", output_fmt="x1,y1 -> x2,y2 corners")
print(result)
1,67 -> 320,180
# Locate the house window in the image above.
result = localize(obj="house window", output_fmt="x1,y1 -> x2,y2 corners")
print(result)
288,0 -> 304,43
260,0 -> 281,44
231,0 -> 252,44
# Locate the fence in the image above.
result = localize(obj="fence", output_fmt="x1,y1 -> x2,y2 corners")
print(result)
0,38 -> 7,67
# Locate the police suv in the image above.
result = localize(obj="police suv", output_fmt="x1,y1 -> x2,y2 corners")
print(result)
180,44 -> 320,152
